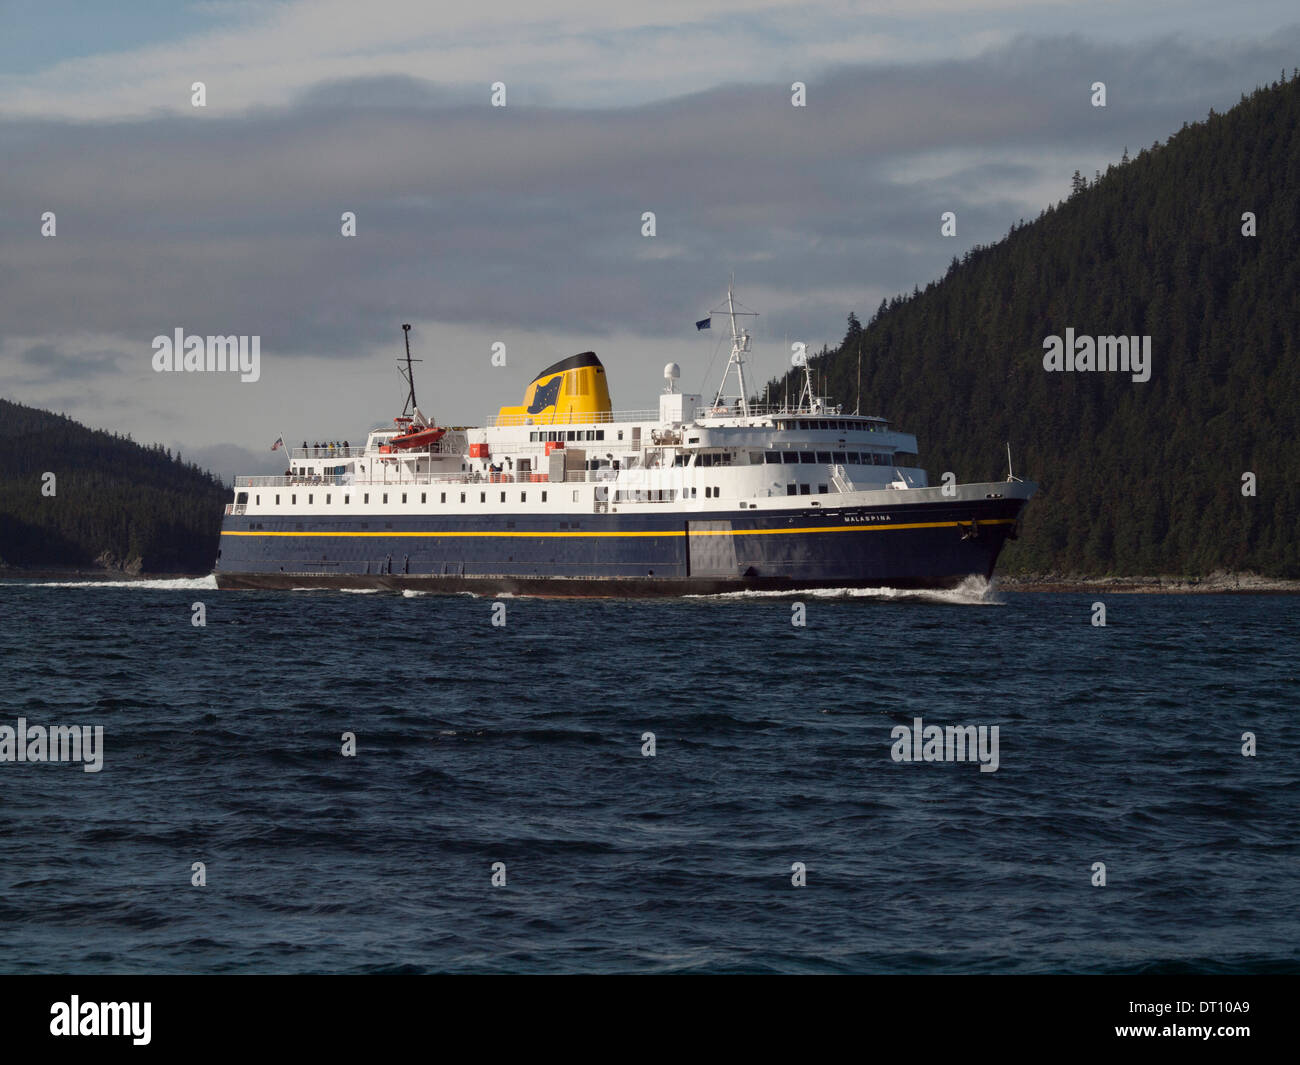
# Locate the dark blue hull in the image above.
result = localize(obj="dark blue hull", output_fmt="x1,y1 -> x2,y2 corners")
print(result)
214,497 -> 1027,594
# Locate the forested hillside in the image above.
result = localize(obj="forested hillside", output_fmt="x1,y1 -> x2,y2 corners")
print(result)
0,399 -> 227,574
776,71 -> 1300,576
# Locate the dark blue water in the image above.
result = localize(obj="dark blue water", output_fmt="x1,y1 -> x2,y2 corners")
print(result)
1,578 -> 1296,973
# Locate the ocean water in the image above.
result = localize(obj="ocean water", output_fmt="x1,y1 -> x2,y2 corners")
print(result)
0,577 -> 1296,974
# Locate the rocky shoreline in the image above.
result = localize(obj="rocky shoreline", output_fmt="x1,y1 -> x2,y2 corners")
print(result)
996,571 -> 1300,594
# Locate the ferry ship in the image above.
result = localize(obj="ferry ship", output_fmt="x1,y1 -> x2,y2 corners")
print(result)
214,289 -> 1036,594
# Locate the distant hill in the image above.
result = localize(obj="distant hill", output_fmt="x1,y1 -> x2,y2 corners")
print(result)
772,71 -> 1300,577
0,399 -> 228,574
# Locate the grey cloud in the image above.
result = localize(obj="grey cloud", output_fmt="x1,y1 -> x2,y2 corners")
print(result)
1,26 -> 1297,452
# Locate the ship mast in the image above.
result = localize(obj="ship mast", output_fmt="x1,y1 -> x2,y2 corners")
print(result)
398,323 -> 423,419
711,279 -> 758,416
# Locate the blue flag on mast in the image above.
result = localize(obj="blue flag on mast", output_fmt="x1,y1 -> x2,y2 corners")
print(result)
695,317 -> 711,331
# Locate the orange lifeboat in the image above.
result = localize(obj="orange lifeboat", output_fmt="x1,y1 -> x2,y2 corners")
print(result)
389,425 -> 447,450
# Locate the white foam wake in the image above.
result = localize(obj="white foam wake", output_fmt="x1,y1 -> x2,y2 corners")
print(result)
687,575 -> 1002,605
2,574 -> 219,591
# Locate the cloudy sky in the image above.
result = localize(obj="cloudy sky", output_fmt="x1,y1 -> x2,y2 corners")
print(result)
2,0 -> 1297,478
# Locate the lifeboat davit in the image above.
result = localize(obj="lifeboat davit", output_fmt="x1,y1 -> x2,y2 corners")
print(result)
389,425 -> 447,450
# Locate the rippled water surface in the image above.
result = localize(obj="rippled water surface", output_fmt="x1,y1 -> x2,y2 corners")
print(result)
1,577 -> 1296,973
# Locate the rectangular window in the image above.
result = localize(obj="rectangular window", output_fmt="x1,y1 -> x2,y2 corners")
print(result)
500,492 -> 506,502
799,452 -> 815,463
818,484 -> 828,494
800,484 -> 811,495
833,451 -> 847,463
308,494 -> 313,504
275,494 -> 280,505
541,491 -> 547,502
521,492 -> 527,502
460,492 -> 466,503
291,494 -> 296,504
421,493 -> 426,503
816,452 -> 832,464
401,493 -> 407,503
783,452 -> 798,464
255,495 -> 260,504
440,492 -> 446,503
573,490 -> 579,501
596,430 -> 604,441
480,492 -> 486,503
326,494 -> 331,504
382,493 -> 388,504
787,484 -> 797,495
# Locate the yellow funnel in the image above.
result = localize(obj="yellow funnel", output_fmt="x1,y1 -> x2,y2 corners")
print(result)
496,352 -> 613,425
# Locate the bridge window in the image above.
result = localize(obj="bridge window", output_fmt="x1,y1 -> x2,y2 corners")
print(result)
800,484 -> 811,495
818,484 -> 828,493
816,452 -> 832,463
799,452 -> 815,463
833,451 -> 847,463
787,484 -> 797,495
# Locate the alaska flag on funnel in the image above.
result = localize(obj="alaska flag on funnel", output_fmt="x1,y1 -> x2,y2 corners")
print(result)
527,375 -> 563,414
696,317 -> 711,331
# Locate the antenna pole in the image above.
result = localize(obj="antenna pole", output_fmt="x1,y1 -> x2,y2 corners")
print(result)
855,342 -> 862,415
1006,442 -> 1014,481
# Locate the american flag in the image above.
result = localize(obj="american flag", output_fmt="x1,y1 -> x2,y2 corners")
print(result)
270,436 -> 284,451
